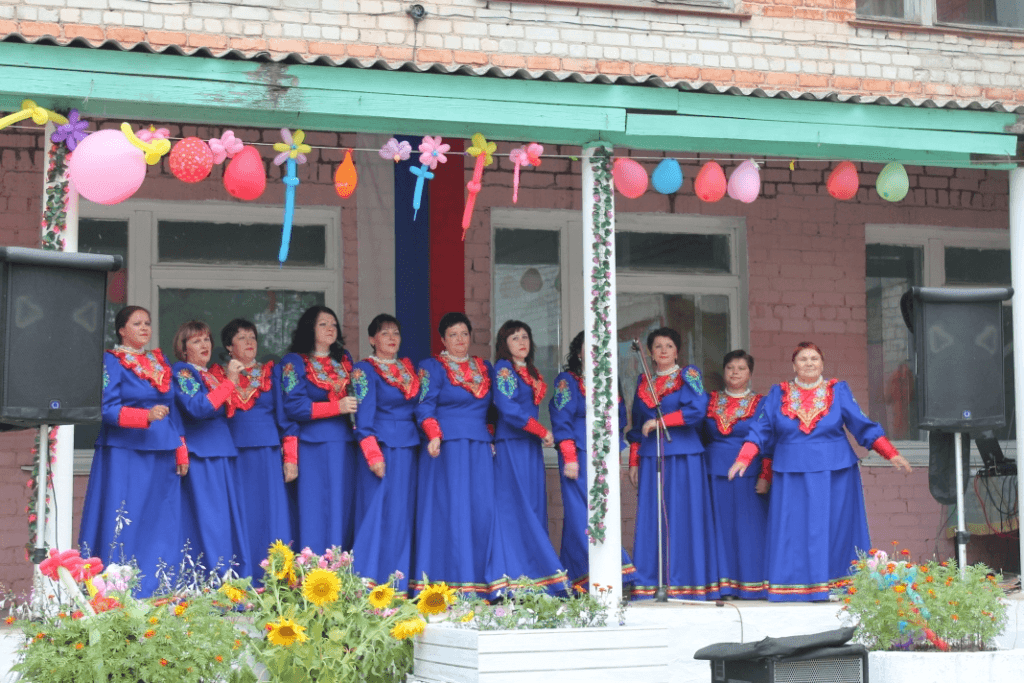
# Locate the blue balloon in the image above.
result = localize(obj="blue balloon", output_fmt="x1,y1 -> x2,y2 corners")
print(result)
651,158 -> 683,194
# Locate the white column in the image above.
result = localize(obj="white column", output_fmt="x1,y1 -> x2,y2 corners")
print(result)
1008,166 -> 1024,579
581,142 -> 623,603
356,133 -> 396,359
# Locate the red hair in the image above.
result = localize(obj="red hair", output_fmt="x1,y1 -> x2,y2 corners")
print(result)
792,341 -> 824,362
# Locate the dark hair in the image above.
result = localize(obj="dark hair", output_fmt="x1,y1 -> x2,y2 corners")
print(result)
368,313 -> 401,338
723,349 -> 755,373
792,341 -> 825,362
438,311 -> 472,337
221,318 -> 258,350
289,305 -> 346,362
567,331 -> 584,376
495,320 -> 540,379
646,327 -> 682,354
173,320 -> 211,362
114,306 -> 149,345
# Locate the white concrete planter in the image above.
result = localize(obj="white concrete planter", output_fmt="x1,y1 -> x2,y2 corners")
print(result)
869,648 -> 1024,682
411,624 -> 670,683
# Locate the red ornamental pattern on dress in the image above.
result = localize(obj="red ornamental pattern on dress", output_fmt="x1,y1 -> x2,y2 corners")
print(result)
570,372 -> 586,398
211,361 -> 273,412
637,369 -> 683,409
780,379 -> 838,434
303,354 -> 352,401
195,365 -> 235,417
707,391 -> 762,435
109,349 -> 171,392
366,357 -> 419,400
514,365 -> 547,406
438,354 -> 490,399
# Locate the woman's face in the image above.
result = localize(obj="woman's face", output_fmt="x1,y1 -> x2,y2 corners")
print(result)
370,322 -> 401,359
793,348 -> 824,384
443,323 -> 471,359
185,333 -> 212,367
506,328 -> 530,363
227,328 -> 258,366
118,310 -> 151,350
314,312 -> 339,351
650,336 -> 678,370
723,358 -> 751,392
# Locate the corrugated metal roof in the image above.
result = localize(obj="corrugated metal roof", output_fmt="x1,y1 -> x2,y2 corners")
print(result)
4,33 -> 1023,116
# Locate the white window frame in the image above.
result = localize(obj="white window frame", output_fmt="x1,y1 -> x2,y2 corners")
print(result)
865,223 -> 1014,466
857,0 -> 1023,32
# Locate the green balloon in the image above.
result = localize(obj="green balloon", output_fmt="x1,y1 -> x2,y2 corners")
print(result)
876,162 -> 909,202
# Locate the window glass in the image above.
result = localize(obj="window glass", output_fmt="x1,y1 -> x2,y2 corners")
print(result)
945,247 -> 1012,286
937,0 -> 1023,29
158,221 -> 326,266
856,0 -> 908,19
615,232 -> 730,274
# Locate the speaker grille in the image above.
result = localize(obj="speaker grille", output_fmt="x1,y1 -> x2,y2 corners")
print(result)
773,657 -> 863,683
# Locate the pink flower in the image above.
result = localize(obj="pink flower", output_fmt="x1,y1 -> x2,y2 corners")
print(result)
319,558 -> 329,568
418,136 -> 450,170
208,130 -> 244,164
379,137 -> 412,163
395,570 -> 405,580
39,549 -> 103,582
136,126 -> 170,142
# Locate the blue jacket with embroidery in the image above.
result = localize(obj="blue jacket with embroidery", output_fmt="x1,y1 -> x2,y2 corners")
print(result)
279,351 -> 356,444
492,359 -> 545,442
216,361 -> 296,448
98,350 -> 185,451
548,371 -> 628,452
352,359 -> 421,448
172,362 -> 238,458
414,356 -> 493,443
627,365 -> 708,457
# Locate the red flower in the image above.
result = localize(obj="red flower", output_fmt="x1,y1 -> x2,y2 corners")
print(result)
71,611 -> 84,620
160,659 -> 168,667
38,549 -> 103,582
89,595 -> 121,614
900,549 -> 910,556
75,643 -> 84,650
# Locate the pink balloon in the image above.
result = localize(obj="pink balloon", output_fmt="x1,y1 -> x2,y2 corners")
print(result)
694,161 -> 727,202
827,160 -> 859,200
67,129 -> 146,205
727,160 -> 761,203
613,157 -> 648,199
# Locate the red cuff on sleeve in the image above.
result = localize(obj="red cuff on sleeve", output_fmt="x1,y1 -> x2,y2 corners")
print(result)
523,418 -> 547,439
118,407 -> 151,429
282,436 -> 298,465
736,442 -> 760,467
558,440 -> 578,464
629,442 -> 640,468
359,436 -> 384,467
311,401 -> 342,420
176,437 -> 189,467
206,381 -> 234,410
661,411 -> 684,428
758,458 -> 773,484
422,418 -> 443,441
872,436 -> 900,461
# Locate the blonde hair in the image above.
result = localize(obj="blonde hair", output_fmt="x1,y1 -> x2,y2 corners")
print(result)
173,320 -> 211,362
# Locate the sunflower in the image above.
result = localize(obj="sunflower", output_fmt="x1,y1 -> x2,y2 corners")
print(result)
266,617 -> 309,647
267,541 -> 296,581
219,584 -> 247,604
390,617 -> 426,640
368,585 -> 395,609
302,568 -> 341,606
417,583 -> 457,615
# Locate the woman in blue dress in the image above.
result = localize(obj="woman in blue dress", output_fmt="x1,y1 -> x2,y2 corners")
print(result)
729,341 -> 911,601
549,331 -> 635,591
79,305 -> 188,595
351,314 -> 420,596
171,320 -> 251,579
413,312 -> 501,597
627,327 -> 719,600
212,318 -> 296,580
490,320 -> 567,593
280,305 -> 359,555
702,349 -> 771,599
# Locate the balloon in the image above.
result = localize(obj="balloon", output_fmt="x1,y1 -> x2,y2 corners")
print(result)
67,129 -> 146,205
169,137 -> 214,183
877,161 -> 909,202
613,157 -> 648,199
694,161 -> 727,202
334,149 -> 358,198
727,159 -> 761,203
827,161 -> 859,200
223,146 -> 266,201
651,158 -> 683,194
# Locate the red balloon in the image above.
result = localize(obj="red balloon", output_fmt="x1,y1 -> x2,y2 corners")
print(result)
223,146 -> 266,200
613,157 -> 648,199
169,137 -> 214,183
694,161 -> 727,202
827,160 -> 860,200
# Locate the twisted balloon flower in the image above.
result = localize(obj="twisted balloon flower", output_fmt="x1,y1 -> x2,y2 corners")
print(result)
273,129 -> 313,264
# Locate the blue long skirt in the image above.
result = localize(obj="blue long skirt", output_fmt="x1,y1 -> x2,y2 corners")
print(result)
632,452 -> 720,600
182,456 -> 251,579
353,445 -> 418,595
766,465 -> 870,602
558,450 -> 635,590
233,445 -> 293,583
708,472 -> 769,598
412,439 -> 497,597
78,446 -> 183,596
294,439 -> 358,555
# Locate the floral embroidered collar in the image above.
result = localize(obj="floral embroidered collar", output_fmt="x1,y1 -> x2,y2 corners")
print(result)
707,391 -> 762,435
302,353 -> 352,401
780,378 -> 838,434
177,364 -> 235,417
437,353 -> 490,399
366,357 -> 420,400
211,361 -> 274,412
570,371 -> 586,398
637,368 -> 683,409
514,365 -> 547,405
109,348 -> 171,393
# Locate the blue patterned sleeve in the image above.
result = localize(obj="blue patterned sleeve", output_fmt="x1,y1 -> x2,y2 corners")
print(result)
549,372 -> 578,445
626,376 -> 645,446
352,361 -> 378,442
744,384 -> 781,452
101,354 -> 126,427
172,363 -> 219,421
836,381 -> 886,448
271,362 -> 298,439
280,353 -> 315,423
491,359 -> 533,431
413,358 -> 443,429
678,365 -> 710,424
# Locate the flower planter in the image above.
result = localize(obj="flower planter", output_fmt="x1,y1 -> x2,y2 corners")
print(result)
412,624 -> 670,683
869,649 -> 1024,682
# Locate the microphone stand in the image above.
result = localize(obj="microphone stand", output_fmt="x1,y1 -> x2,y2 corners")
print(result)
632,339 -> 671,603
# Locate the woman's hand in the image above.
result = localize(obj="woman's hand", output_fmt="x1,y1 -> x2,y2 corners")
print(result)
755,478 -> 770,495
283,462 -> 298,483
427,437 -> 441,457
542,430 -> 555,448
890,454 -> 912,473
147,405 -> 169,422
225,359 -> 244,384
338,396 -> 358,414
370,461 -> 386,478
629,465 -> 639,487
176,462 -> 189,477
563,462 -> 579,480
641,419 -> 659,437
728,461 -> 747,480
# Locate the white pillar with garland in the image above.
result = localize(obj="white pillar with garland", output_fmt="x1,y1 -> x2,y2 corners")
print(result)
1008,166 -> 1024,581
581,142 -> 624,603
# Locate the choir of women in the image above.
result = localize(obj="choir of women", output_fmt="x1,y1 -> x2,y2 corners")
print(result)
81,301 -> 909,603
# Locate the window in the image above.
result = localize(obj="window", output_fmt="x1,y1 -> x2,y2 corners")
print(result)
856,0 -> 1024,30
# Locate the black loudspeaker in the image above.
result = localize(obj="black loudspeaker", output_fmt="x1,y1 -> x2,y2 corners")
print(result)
0,247 -> 123,429
904,286 -> 1013,432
